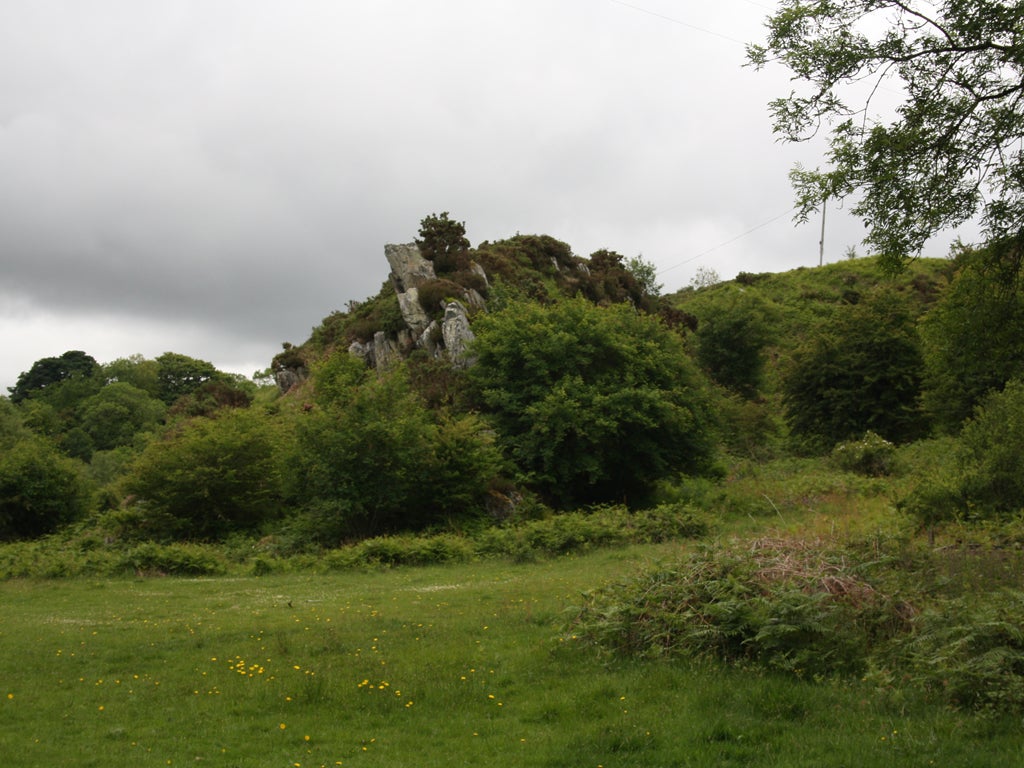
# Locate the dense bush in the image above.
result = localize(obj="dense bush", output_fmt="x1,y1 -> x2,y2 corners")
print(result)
694,289 -> 775,398
123,408 -> 283,541
921,242 -> 1024,431
783,289 -> 928,448
830,431 -> 896,476
469,297 -> 718,508
871,590 -> 1024,713
568,538 -> 910,677
287,355 -> 501,540
957,379 -> 1024,516
0,437 -> 93,540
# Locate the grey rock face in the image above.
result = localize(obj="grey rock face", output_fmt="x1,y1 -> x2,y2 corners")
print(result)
386,243 -> 437,334
441,301 -> 476,369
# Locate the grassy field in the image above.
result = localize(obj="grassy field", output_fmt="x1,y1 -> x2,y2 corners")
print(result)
2,541 -> 1021,768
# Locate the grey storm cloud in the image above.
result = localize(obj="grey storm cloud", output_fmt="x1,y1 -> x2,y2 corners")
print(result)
0,0 -> 975,391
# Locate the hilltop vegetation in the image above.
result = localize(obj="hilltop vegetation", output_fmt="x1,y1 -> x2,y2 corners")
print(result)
2,217 -> 1023,547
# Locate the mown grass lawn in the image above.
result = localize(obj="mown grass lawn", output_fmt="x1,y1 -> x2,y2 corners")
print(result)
1,544 -> 1020,767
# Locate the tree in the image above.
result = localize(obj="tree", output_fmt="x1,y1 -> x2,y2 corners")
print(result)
77,382 -> 166,451
287,357 -> 499,539
123,409 -> 282,541
8,351 -> 98,403
626,254 -> 663,298
154,352 -> 220,405
957,378 -> 1024,515
468,297 -> 718,508
694,289 -> 775,398
783,289 -> 928,447
920,241 -> 1024,430
749,1 -> 1024,269
415,211 -> 471,273
0,436 -> 92,540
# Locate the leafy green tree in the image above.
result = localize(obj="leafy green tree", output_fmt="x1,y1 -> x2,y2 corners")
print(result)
957,378 -> 1024,516
0,436 -> 92,540
101,355 -> 161,397
155,352 -> 221,405
287,358 -> 500,540
749,0 -> 1024,269
123,409 -> 282,541
626,255 -> 663,298
694,290 -> 775,398
8,350 -> 98,403
582,250 -> 656,310
416,211 -> 471,273
783,290 -> 928,448
468,297 -> 717,508
77,382 -> 166,451
921,242 -> 1024,431
0,398 -> 27,449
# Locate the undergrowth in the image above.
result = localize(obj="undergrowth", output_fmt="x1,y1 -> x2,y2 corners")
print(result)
567,535 -> 1024,714
0,503 -> 708,579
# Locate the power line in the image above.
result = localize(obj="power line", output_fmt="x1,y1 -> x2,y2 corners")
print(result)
607,0 -> 749,46
657,206 -> 799,275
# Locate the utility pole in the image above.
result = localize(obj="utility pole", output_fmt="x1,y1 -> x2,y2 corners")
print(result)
818,196 -> 827,267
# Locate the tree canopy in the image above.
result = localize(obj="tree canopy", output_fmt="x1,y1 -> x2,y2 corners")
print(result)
469,297 -> 717,508
749,0 -> 1024,268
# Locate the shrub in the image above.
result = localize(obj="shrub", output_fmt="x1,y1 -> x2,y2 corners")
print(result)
469,297 -> 718,508
873,590 -> 1024,713
0,437 -> 93,540
830,431 -> 896,476
119,542 -> 228,576
568,538 -> 910,677
957,379 -> 1024,516
783,289 -> 928,448
920,241 -> 1024,432
123,408 -> 283,541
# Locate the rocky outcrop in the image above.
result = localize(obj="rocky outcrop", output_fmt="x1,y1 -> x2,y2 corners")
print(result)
386,243 -> 436,334
348,331 -> 401,370
441,301 -> 476,369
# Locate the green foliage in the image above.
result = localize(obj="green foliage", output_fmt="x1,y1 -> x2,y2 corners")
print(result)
287,362 -> 499,540
475,504 -> 708,561
340,282 -> 408,343
415,211 -> 471,273
831,431 -> 896,477
569,539 -> 909,677
123,408 -> 282,541
694,289 -> 775,398
154,352 -> 221,405
920,242 -> 1024,431
873,590 -> 1024,714
7,350 -> 98,403
469,297 -> 717,508
76,382 -> 166,451
783,289 -> 928,448
101,354 -> 161,397
0,437 -> 92,540
750,1 -> 1024,268
625,254 -> 662,297
0,398 -> 28,448
957,379 -> 1024,516
581,249 -> 656,310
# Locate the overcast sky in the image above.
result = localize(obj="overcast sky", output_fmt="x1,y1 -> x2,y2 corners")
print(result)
0,0 -> 977,392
